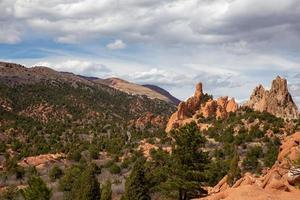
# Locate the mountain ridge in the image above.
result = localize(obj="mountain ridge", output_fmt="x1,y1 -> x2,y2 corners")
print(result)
0,61 -> 179,105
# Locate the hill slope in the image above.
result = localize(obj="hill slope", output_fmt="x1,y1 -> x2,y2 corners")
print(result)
95,77 -> 179,105
143,84 -> 180,105
0,61 -> 176,157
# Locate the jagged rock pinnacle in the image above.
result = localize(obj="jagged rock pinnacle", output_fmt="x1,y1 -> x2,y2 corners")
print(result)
245,76 -> 299,119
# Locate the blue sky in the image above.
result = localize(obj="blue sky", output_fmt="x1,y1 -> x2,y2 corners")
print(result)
1,0 -> 300,106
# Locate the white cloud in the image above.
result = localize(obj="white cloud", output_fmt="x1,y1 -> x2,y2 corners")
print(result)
0,23 -> 21,44
2,0 -> 300,107
33,59 -> 111,77
1,0 -> 299,48
106,39 -> 126,50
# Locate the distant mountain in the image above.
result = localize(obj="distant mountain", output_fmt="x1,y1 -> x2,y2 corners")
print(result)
0,61 -> 176,129
93,77 -> 179,105
143,84 -> 180,105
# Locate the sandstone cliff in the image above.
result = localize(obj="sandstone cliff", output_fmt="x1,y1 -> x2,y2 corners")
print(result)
166,83 -> 238,132
245,76 -> 299,119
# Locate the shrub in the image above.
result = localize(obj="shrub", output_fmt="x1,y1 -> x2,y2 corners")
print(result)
22,176 -> 52,200
89,146 -> 99,160
109,164 -> 121,174
49,165 -> 63,181
59,166 -> 81,192
69,150 -> 82,162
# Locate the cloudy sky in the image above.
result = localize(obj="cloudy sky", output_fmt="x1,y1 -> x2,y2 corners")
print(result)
1,0 -> 300,106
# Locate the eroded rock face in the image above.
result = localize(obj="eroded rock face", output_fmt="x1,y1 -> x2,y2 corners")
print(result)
245,76 -> 299,119
166,83 -> 238,132
199,132 -> 300,200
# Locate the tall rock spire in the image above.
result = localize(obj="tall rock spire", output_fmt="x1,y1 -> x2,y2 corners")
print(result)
244,76 -> 299,119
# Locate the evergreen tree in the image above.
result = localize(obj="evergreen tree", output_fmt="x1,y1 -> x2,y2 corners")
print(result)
100,180 -> 112,200
227,150 -> 241,186
69,166 -> 101,200
123,158 -> 150,200
21,176 -> 51,200
163,123 -> 209,200
59,165 -> 81,192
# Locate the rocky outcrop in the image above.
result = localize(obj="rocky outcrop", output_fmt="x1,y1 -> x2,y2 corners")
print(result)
18,153 -> 66,169
131,112 -> 167,129
199,132 -> 300,200
166,83 -> 238,132
138,139 -> 171,160
245,76 -> 299,119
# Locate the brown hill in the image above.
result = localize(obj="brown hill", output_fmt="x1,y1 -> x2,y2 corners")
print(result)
0,61 -> 176,128
95,77 -> 179,105
244,76 -> 299,119
142,84 -> 180,105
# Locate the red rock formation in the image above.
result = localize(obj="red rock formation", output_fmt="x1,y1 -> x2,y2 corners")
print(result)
166,83 -> 238,132
166,83 -> 204,132
245,76 -> 299,119
177,102 -> 188,120
199,132 -> 300,200
132,112 -> 167,129
226,98 -> 239,113
18,153 -> 66,169
200,100 -> 217,118
186,82 -> 204,114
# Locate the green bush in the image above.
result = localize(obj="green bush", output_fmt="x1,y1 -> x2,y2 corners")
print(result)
59,166 -> 81,192
69,150 -> 82,162
49,165 -> 63,181
109,164 -> 121,174
22,176 -> 52,200
89,146 -> 99,160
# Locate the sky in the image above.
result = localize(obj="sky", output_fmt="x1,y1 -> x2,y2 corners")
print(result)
1,0 -> 300,106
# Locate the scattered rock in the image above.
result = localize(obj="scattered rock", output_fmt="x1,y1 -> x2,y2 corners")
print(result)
0,98 -> 12,111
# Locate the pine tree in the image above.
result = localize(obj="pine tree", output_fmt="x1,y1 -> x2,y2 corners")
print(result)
227,150 -> 241,186
163,123 -> 209,200
21,176 -> 52,200
123,158 -> 150,200
69,166 -> 101,200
